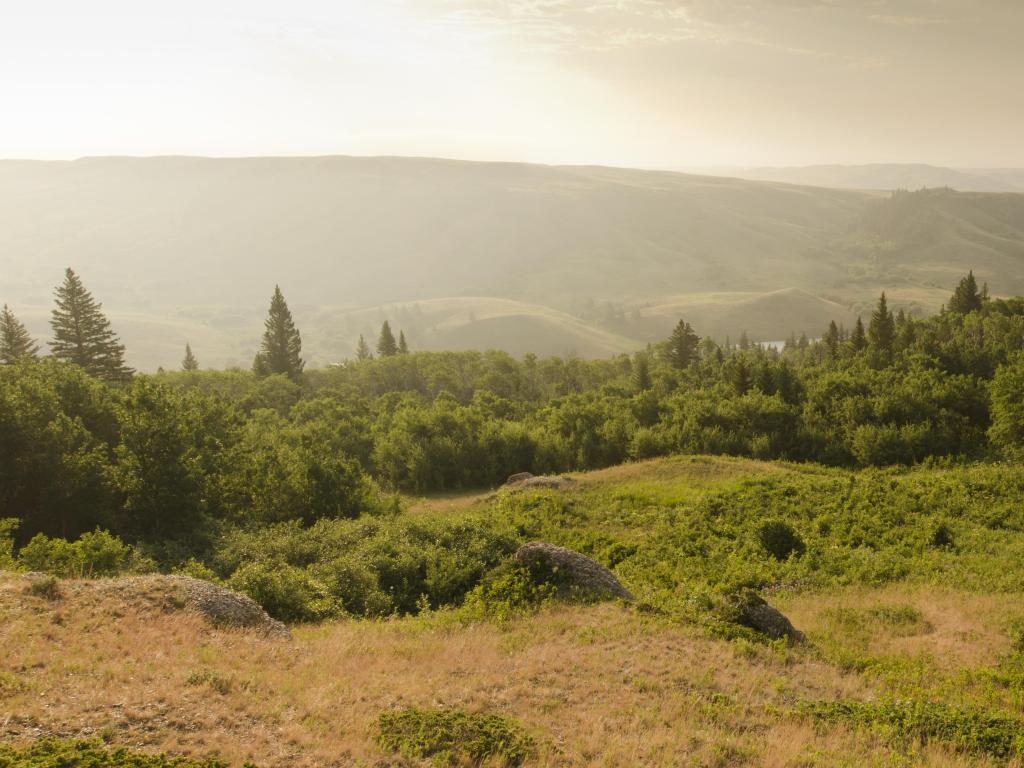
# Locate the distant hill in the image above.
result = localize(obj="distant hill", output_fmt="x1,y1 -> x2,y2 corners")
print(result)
0,156 -> 1021,369
739,163 -> 1020,193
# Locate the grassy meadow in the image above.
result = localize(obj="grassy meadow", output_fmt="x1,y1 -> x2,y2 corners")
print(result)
5,455 -> 1024,766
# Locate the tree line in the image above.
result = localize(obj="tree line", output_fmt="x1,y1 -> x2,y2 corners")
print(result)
2,270 -> 1023,552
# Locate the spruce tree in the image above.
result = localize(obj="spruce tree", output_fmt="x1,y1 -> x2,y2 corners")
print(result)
253,285 -> 304,380
355,335 -> 372,361
632,353 -> 652,391
398,330 -> 409,354
377,321 -> 398,357
0,304 -> 40,363
182,343 -> 199,371
948,271 -> 984,314
50,268 -> 132,381
666,319 -> 699,369
824,320 -> 840,360
868,292 -> 896,354
849,316 -> 867,352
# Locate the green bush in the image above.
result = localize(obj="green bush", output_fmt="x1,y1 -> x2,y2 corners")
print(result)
458,565 -> 557,623
377,707 -> 535,767
228,561 -> 340,623
799,698 -> 1024,759
17,529 -> 134,578
0,738 -> 255,768
756,520 -> 805,560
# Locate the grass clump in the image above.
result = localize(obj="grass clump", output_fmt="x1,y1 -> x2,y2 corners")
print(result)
377,706 -> 535,766
22,575 -> 61,601
0,739 -> 255,767
799,699 -> 1024,759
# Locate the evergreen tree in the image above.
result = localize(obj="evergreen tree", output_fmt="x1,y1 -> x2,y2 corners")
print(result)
949,271 -> 984,314
824,320 -> 840,360
730,355 -> 752,395
50,268 -> 132,381
868,292 -> 896,354
377,321 -> 398,357
355,335 -> 372,361
666,319 -> 700,369
253,285 -> 304,380
0,304 -> 40,363
849,316 -> 867,352
181,343 -> 199,372
632,352 -> 652,391
798,331 -> 809,349
398,330 -> 409,354
738,331 -> 750,351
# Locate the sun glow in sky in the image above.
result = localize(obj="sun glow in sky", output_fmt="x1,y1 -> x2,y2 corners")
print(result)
2,0 -> 1021,167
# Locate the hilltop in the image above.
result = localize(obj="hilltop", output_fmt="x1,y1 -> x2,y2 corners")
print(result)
2,156 -> 1023,368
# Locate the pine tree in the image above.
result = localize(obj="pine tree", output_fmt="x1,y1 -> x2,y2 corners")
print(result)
824,320 -> 840,360
730,355 -> 752,395
868,292 -> 896,354
666,319 -> 700,369
377,321 -> 398,357
738,331 -> 750,351
253,285 -> 304,380
849,316 -> 867,352
398,330 -> 409,354
632,353 -> 652,391
181,343 -> 199,372
355,335 -> 372,361
50,268 -> 132,381
948,271 -> 984,314
0,304 -> 40,363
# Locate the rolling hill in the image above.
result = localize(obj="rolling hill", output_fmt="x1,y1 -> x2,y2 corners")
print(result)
739,163 -> 1022,193
1,155 -> 1022,369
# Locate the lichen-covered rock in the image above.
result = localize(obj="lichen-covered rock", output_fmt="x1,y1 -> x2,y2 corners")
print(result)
104,575 -> 292,639
507,475 -> 575,491
514,541 -> 633,601
738,597 -> 805,643
506,472 -> 535,485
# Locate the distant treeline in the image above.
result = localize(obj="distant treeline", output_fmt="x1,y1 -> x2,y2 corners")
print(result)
2,271 -> 1024,554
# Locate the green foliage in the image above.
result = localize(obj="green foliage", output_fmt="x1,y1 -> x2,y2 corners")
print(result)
458,564 -> 558,623
799,698 -> 1024,759
377,707 -> 535,767
756,520 -> 805,560
0,518 -> 17,570
0,304 -> 39,363
989,352 -> 1024,460
17,529 -> 135,578
253,286 -> 304,380
49,268 -> 132,382
0,738 -> 254,768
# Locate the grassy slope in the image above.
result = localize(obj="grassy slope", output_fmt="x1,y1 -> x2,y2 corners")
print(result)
6,456 -> 1024,766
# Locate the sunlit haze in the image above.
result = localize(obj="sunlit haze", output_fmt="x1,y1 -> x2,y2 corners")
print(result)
3,0 -> 1021,167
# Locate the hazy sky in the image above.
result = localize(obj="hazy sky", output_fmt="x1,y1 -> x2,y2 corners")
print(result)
2,0 -> 1021,167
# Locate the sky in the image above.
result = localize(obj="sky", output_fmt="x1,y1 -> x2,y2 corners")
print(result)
1,0 -> 1021,168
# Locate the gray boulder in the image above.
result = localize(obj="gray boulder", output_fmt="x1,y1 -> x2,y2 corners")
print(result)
515,541 -> 633,601
739,598 -> 805,643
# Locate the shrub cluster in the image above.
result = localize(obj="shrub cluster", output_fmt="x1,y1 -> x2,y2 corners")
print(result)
377,707 -> 535,767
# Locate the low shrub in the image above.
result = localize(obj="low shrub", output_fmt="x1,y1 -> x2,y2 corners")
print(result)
0,738 -> 255,767
799,698 -> 1024,759
458,565 -> 557,623
377,706 -> 535,767
756,520 -> 805,561
23,575 -> 61,601
17,530 -> 135,578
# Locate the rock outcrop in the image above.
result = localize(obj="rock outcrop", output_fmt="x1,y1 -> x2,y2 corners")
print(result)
514,541 -> 633,601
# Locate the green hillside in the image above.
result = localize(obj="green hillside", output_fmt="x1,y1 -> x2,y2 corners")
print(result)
1,156 -> 1022,368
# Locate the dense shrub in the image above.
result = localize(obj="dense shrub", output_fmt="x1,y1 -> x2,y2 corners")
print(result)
377,707 -> 535,767
0,739 -> 255,768
17,529 -> 141,578
799,699 -> 1024,759
756,520 -> 805,560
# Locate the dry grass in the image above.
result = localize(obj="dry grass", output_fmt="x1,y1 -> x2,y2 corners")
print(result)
1,573 -> 1016,767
